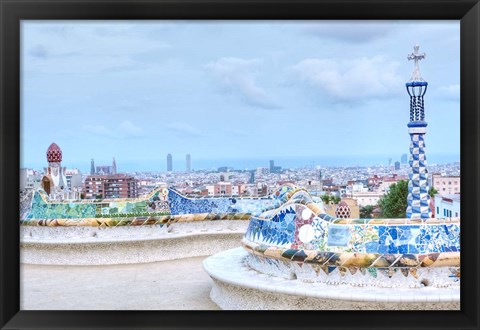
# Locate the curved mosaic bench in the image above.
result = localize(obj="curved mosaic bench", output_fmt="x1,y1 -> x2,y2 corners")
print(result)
20,185 -> 315,232
21,184 -> 310,226
204,193 -> 460,309
20,185 -> 315,265
242,200 -> 460,288
203,248 -> 459,310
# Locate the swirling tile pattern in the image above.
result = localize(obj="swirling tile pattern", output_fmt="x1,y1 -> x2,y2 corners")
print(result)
22,185 -> 306,226
165,185 -> 303,216
243,201 -> 460,286
26,188 -> 169,220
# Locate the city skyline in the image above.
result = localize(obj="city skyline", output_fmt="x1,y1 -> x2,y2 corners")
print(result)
22,152 -> 460,175
21,20 -> 460,171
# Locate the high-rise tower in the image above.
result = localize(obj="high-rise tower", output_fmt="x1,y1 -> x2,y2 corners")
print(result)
90,158 -> 95,175
405,45 -> 431,219
186,154 -> 191,172
318,168 -> 323,193
167,154 -> 173,172
112,157 -> 117,174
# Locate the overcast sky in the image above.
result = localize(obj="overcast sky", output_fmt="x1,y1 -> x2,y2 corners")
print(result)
21,20 -> 460,172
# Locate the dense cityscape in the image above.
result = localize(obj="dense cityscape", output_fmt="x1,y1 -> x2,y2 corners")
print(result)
20,149 -> 460,219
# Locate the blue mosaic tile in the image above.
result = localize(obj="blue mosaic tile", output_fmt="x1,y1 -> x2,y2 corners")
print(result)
168,188 -> 282,216
407,244 -> 419,254
327,225 -> 350,247
365,242 -> 379,253
398,244 -> 408,254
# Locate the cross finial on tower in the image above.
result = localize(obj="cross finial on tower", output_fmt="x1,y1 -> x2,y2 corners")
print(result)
407,44 -> 426,82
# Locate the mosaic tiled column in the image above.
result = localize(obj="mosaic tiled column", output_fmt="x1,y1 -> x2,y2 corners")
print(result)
405,45 -> 431,219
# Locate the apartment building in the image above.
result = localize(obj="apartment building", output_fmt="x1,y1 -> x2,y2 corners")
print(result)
83,174 -> 138,199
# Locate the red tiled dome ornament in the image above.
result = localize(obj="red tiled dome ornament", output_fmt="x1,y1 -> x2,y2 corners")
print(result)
46,143 -> 62,163
335,201 -> 351,219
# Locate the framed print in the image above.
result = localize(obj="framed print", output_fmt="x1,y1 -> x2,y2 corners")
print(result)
1,0 -> 479,329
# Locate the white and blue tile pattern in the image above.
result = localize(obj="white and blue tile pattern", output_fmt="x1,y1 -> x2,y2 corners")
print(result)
405,50 -> 431,219
167,185 -> 296,216
406,131 -> 431,219
243,198 -> 460,287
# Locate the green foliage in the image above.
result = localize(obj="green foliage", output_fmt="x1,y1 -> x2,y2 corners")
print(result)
320,194 -> 341,205
320,195 -> 330,204
360,205 -> 375,219
378,180 -> 409,218
428,187 -> 438,197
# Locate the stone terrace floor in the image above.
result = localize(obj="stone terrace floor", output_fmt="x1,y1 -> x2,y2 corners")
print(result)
21,256 -> 220,310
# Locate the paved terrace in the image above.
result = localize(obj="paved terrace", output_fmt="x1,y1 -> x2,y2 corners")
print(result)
21,256 -> 220,310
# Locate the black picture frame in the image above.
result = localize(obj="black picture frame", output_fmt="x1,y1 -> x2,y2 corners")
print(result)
1,0 -> 479,329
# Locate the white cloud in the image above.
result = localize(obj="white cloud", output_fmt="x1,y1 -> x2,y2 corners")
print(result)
167,122 -> 204,138
206,57 -> 279,109
230,128 -> 249,137
119,120 -> 143,138
28,44 -> 49,59
23,22 -> 171,75
303,21 -> 394,42
290,56 -> 403,102
83,121 -> 144,139
438,84 -> 460,101
83,124 -> 116,138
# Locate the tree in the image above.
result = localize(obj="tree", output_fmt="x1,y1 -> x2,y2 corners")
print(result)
320,195 -> 331,204
378,180 -> 409,218
360,205 -> 375,219
320,194 -> 340,205
428,187 -> 438,197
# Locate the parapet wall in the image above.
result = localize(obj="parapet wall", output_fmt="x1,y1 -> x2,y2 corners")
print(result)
204,248 -> 460,310
243,209 -> 460,288
21,220 -> 249,265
